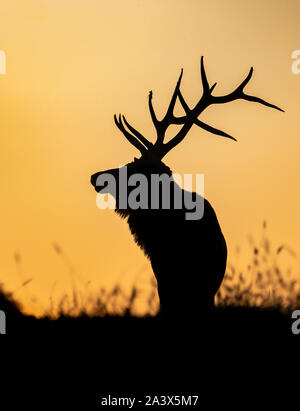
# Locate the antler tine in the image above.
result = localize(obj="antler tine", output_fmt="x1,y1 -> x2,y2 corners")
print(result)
236,66 -> 253,91
114,114 -> 147,154
164,68 -> 184,121
211,66 -> 284,112
122,115 -> 153,149
177,87 -> 190,114
241,94 -> 284,112
162,113 -> 237,141
194,119 -> 237,141
200,56 -> 210,94
209,83 -> 217,93
148,90 -> 159,131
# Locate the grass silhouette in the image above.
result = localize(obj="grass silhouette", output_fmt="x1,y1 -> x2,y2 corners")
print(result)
0,222 -> 299,338
216,222 -> 300,311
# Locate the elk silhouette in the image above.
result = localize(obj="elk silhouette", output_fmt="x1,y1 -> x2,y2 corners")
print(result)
91,57 -> 283,318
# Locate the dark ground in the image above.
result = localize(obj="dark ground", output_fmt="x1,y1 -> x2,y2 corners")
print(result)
0,287 -> 298,408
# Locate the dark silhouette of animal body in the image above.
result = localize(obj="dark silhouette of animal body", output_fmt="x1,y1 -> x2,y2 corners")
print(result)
91,57 -> 283,318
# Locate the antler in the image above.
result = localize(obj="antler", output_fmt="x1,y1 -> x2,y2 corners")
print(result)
157,57 -> 284,157
113,114 -> 153,155
148,69 -> 184,146
114,57 -> 284,159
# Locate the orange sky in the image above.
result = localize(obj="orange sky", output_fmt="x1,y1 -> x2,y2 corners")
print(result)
0,0 -> 300,315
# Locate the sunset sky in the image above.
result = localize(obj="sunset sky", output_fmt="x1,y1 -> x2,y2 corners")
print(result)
0,0 -> 300,315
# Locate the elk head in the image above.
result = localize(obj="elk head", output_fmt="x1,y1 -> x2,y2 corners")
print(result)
91,57 -> 283,206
